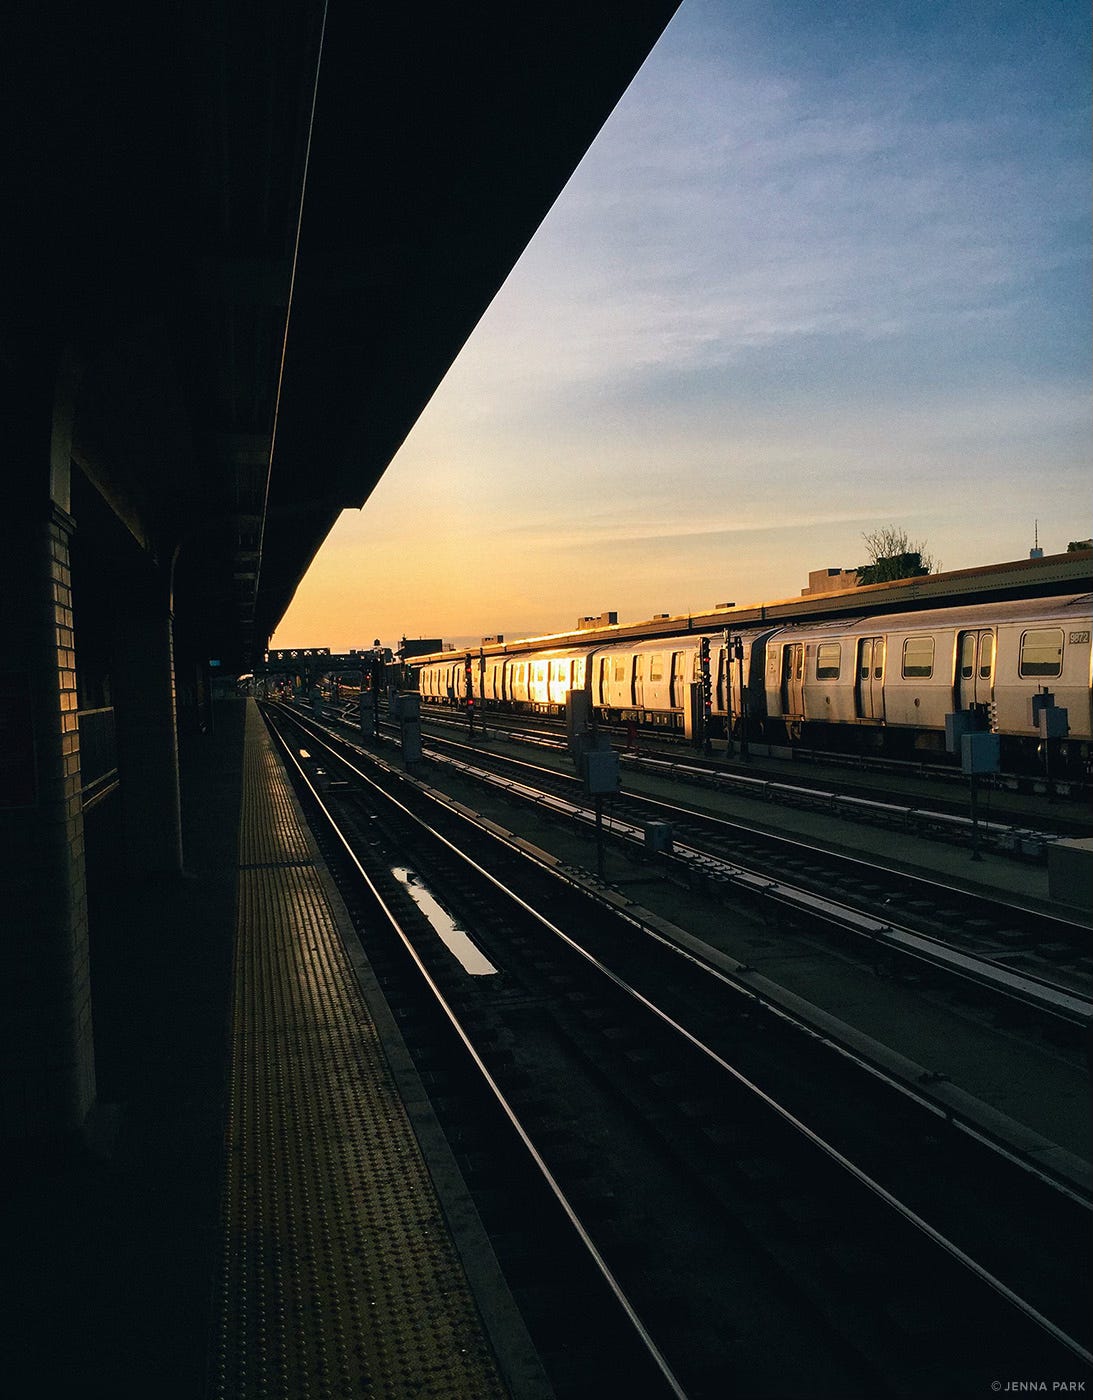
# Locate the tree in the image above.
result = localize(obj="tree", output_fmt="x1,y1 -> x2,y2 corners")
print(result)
857,526 -> 939,585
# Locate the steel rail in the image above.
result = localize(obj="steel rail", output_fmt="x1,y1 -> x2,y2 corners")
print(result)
265,708 -> 691,1400
415,700 -> 1089,819
312,704 -> 1093,1204
621,750 -> 1062,853
409,737 -> 1092,1030
272,704 -> 1093,1371
413,702 -> 1074,854
386,726 -> 1093,1202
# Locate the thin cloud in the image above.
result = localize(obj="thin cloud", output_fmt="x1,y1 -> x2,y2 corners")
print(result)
272,1 -> 1090,653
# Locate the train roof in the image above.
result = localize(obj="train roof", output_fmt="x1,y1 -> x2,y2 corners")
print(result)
490,645 -> 595,662
403,552 -> 1092,665
761,593 -> 1091,640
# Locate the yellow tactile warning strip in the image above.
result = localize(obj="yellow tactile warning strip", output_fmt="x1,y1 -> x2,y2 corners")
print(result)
209,704 -> 509,1399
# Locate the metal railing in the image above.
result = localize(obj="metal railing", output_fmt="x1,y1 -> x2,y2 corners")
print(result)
77,707 -> 119,808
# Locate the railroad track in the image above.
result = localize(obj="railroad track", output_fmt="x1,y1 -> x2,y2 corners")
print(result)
265,702 -> 1092,1397
412,702 -> 1092,856
307,701 -> 1093,1181
360,710 -> 1093,1036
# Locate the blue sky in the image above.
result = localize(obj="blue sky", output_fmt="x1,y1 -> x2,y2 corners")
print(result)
272,0 -> 1091,652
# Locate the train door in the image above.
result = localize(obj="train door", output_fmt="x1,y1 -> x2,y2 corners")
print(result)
633,653 -> 644,709
669,651 -> 685,710
956,629 -> 994,710
781,643 -> 804,717
856,637 -> 885,720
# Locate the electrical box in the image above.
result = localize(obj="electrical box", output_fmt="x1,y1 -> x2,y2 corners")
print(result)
944,711 -> 977,754
1027,691 -> 1055,726
1038,706 -> 1069,739
584,749 -> 620,795
567,689 -> 591,763
644,821 -> 673,854
961,731 -> 1000,775
398,691 -> 421,764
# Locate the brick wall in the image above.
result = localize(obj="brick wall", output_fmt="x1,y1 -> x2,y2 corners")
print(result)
0,509 -> 96,1142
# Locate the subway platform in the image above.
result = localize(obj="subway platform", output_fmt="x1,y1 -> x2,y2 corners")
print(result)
5,700 -> 543,1399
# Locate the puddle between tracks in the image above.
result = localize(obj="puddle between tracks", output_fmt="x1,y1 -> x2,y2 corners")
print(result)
391,867 -> 498,976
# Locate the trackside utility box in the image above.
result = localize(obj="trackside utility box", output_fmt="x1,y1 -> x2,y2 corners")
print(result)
566,689 -> 591,763
584,749 -> 620,795
945,711 -> 977,753
1038,706 -> 1069,739
1048,837 -> 1093,910
645,821 -> 673,854
960,732 -> 1000,774
398,690 -> 421,764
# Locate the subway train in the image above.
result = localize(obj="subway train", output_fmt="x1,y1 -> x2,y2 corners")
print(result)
415,594 -> 1092,777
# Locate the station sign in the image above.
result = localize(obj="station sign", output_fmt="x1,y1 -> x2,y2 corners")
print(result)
260,648 -> 389,673
265,648 -> 332,663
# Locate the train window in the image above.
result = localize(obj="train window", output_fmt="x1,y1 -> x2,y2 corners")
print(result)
648,655 -> 664,683
979,634 -> 993,678
612,657 -> 626,683
816,642 -> 841,680
901,636 -> 934,678
874,639 -> 884,679
860,639 -> 872,678
959,634 -> 975,679
1019,628 -> 1063,677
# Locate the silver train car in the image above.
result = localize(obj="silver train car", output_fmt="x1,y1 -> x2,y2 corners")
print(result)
415,594 -> 1092,774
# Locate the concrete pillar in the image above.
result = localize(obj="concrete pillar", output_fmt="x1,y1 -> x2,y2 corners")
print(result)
0,505 -> 96,1143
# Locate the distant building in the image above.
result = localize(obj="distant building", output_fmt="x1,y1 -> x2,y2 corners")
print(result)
801,567 -> 860,597
1067,539 -> 1092,552
577,611 -> 618,630
399,638 -> 443,660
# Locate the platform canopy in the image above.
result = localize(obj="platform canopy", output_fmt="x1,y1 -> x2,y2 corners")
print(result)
3,2 -> 680,672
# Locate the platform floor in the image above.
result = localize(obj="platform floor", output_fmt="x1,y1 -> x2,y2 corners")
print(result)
6,700 -> 528,1399
212,703 -> 511,1397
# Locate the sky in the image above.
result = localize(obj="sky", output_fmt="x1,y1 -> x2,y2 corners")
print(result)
270,0 -> 1091,655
